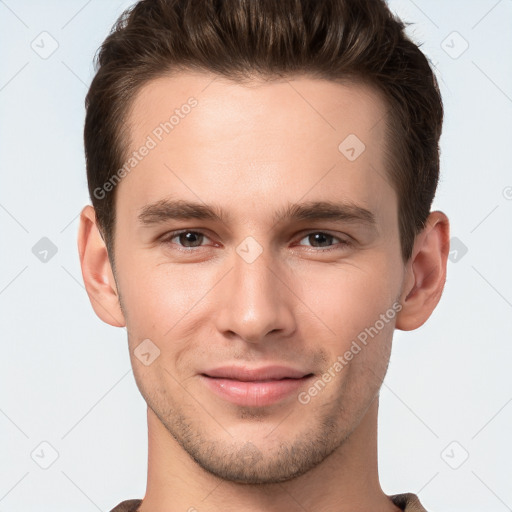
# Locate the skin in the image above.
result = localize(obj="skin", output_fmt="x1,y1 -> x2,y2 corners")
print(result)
78,71 -> 450,512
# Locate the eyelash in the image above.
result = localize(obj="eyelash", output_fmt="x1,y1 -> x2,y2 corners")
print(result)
159,230 -> 353,253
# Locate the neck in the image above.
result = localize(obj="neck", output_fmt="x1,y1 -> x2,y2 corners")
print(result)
138,398 -> 400,512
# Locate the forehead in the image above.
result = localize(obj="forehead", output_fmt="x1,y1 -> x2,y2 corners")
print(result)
127,71 -> 388,147
118,71 -> 394,229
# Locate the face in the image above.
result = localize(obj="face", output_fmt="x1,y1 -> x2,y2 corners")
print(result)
112,72 -> 406,483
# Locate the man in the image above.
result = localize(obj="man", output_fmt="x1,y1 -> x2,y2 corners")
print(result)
78,0 -> 449,510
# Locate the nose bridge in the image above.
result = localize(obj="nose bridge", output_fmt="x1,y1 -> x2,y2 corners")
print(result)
214,242 -> 295,342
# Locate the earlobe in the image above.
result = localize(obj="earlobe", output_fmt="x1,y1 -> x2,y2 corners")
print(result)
77,205 -> 126,328
395,211 -> 450,331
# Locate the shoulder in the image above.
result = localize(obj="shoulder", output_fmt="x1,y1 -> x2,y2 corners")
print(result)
109,499 -> 143,512
390,492 -> 428,512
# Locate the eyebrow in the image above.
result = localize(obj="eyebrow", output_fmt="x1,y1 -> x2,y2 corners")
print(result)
137,198 -> 377,228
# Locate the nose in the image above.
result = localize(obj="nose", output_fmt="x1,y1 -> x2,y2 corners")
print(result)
214,247 -> 297,344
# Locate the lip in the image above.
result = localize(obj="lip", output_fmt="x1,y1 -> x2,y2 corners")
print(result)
199,365 -> 314,407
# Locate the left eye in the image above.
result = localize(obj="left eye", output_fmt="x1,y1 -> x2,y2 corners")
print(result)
296,232 -> 349,249
163,231 -> 210,248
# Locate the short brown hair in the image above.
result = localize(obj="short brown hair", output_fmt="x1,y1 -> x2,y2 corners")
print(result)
84,0 -> 443,263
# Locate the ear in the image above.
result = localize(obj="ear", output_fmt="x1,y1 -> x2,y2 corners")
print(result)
395,211 -> 450,331
77,205 -> 126,327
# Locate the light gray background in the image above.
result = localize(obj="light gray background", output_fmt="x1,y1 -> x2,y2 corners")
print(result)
1,0 -> 511,510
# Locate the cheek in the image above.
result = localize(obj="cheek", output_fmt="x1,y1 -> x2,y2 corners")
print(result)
116,255 -> 233,375
116,237 -> 402,346
115,254 -> 190,343
298,257 -> 400,342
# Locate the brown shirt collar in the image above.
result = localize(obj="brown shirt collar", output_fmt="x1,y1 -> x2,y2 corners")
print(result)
110,493 -> 427,512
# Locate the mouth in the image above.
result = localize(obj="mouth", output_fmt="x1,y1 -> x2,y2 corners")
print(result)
199,365 -> 315,407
